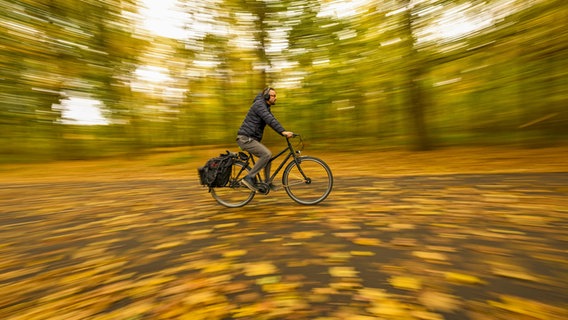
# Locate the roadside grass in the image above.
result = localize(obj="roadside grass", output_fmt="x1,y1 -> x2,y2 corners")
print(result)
0,145 -> 567,184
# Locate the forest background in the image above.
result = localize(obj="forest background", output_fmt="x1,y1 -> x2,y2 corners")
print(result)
1,0 -> 567,162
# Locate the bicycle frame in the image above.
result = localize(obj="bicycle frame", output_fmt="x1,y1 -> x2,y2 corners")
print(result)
242,137 -> 304,184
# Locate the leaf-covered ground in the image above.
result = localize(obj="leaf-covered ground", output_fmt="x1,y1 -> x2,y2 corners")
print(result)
1,146 -> 567,320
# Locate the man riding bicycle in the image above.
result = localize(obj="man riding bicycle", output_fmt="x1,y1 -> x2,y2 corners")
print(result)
236,87 -> 294,191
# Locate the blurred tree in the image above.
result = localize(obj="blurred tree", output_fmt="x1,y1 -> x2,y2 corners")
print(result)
0,0 -> 64,158
1,0 -> 566,161
399,0 -> 431,150
0,0 -> 147,159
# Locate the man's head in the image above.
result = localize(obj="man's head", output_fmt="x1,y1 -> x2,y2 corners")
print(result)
263,87 -> 277,105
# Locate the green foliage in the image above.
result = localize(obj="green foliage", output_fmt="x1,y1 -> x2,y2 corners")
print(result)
1,0 -> 566,161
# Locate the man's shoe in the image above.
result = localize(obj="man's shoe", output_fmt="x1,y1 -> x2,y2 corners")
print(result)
241,176 -> 257,191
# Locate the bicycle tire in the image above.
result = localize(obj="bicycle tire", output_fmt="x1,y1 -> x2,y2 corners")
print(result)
282,156 -> 333,205
211,161 -> 255,208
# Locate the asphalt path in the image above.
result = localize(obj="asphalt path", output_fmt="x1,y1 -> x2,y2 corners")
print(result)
1,173 -> 567,319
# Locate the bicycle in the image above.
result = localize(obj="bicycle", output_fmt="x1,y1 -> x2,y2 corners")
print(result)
210,134 -> 333,208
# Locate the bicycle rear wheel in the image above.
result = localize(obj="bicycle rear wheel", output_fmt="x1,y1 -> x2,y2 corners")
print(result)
283,156 -> 333,205
211,161 -> 255,208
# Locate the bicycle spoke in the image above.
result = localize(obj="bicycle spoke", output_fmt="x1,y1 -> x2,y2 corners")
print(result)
284,175 -> 309,186
284,180 -> 307,187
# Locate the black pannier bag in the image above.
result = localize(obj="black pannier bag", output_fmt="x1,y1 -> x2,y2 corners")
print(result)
198,151 -> 234,188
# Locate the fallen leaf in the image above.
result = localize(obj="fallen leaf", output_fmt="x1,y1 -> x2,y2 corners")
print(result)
418,290 -> 462,312
388,276 -> 422,291
244,262 -> 279,276
412,251 -> 448,261
290,231 -> 323,239
350,250 -> 375,256
358,288 -> 388,301
368,299 -> 410,317
493,269 -> 540,282
329,266 -> 358,278
410,310 -> 445,320
352,237 -> 381,246
222,249 -> 247,258
445,272 -> 486,285
489,294 -> 568,319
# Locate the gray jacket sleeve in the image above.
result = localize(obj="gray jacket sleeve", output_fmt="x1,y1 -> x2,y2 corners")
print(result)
254,103 -> 285,134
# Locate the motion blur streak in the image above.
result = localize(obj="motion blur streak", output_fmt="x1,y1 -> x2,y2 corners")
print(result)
1,0 -> 566,161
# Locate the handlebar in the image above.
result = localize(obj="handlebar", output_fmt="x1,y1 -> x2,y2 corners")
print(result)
285,133 -> 304,151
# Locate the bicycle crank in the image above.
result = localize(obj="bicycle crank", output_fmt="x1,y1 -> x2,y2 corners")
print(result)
256,182 -> 270,195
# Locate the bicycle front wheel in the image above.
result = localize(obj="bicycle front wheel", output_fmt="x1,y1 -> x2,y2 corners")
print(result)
211,161 -> 255,208
283,156 -> 333,205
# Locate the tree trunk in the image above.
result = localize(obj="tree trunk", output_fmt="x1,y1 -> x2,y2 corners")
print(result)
407,65 -> 431,150
401,0 -> 431,151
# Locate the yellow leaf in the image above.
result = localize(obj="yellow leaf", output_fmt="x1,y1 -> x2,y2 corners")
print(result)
368,300 -> 410,316
183,290 -> 217,305
412,251 -> 447,261
262,282 -> 300,293
202,262 -> 231,273
358,288 -> 388,301
418,290 -> 462,312
308,293 -> 330,303
244,262 -> 278,276
214,222 -> 238,229
223,249 -> 247,258
189,229 -> 213,235
256,276 -> 281,285
388,276 -> 422,291
489,295 -> 568,319
313,287 -> 338,295
326,251 -> 351,262
290,231 -> 323,239
153,241 -> 183,250
445,272 -> 486,285
410,310 -> 445,320
492,268 -> 540,282
353,237 -> 381,246
329,266 -> 358,278
330,281 -> 360,290
388,223 -> 415,230
350,251 -> 375,256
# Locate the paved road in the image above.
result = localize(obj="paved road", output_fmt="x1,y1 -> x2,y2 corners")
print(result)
1,173 -> 567,319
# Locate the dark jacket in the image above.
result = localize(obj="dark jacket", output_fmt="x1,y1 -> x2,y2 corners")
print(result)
237,93 -> 286,142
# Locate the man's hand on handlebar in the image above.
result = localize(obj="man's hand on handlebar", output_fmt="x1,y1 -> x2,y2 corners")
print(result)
282,131 -> 295,138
